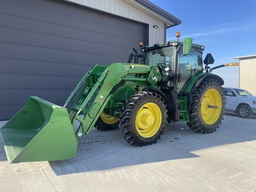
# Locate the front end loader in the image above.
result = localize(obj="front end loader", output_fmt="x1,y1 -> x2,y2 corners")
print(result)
0,33 -> 238,163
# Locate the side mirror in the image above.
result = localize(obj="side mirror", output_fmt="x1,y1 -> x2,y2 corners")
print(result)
183,38 -> 193,55
204,53 -> 215,64
127,52 -> 134,63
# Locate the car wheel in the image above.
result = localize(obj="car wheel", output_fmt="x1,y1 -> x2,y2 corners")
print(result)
237,105 -> 251,118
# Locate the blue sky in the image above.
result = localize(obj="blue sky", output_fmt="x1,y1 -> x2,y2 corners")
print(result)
150,0 -> 256,88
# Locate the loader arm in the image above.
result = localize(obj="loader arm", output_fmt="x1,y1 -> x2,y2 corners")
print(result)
0,62 -> 150,163
68,63 -> 151,140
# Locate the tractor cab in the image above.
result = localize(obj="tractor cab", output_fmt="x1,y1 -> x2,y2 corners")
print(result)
141,36 -> 207,92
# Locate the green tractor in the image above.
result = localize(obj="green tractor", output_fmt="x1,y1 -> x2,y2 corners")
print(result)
0,34 -> 238,163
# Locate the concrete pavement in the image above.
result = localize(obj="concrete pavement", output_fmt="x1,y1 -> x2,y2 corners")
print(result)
0,115 -> 256,192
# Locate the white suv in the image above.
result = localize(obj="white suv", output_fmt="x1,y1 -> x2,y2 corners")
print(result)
223,87 -> 256,118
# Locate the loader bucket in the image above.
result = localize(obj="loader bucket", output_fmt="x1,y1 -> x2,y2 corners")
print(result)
0,96 -> 77,163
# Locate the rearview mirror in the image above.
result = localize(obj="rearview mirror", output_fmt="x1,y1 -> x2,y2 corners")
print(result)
204,53 -> 215,64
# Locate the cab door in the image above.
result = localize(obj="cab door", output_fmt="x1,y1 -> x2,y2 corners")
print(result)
177,47 -> 203,91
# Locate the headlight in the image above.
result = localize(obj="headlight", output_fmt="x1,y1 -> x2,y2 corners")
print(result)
252,101 -> 256,105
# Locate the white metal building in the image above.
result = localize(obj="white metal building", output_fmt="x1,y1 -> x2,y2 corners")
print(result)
0,0 -> 181,120
67,0 -> 181,45
235,55 -> 256,95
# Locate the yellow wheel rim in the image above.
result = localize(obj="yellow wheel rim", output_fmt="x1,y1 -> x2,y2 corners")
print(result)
135,102 -> 162,138
100,111 -> 119,124
201,88 -> 222,125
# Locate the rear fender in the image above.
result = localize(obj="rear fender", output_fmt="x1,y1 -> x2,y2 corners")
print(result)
183,73 -> 224,94
182,73 -> 224,110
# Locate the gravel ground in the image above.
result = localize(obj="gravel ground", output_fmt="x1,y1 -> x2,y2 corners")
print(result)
0,114 -> 256,192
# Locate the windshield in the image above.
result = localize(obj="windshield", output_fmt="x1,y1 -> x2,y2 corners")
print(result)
233,88 -> 252,96
145,47 -> 175,72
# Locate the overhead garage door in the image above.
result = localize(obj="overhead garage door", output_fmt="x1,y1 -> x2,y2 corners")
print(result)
0,0 -> 148,120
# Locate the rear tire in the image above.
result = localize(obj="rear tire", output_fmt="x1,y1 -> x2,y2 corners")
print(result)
119,91 -> 167,146
95,111 -> 119,131
188,78 -> 225,133
237,104 -> 251,118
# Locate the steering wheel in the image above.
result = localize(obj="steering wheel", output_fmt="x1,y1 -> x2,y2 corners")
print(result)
157,63 -> 170,76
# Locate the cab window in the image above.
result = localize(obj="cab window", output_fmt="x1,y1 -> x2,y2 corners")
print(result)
178,47 -> 203,78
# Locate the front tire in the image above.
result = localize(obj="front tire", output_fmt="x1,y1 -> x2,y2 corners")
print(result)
119,91 -> 167,146
95,111 -> 119,131
188,78 -> 225,133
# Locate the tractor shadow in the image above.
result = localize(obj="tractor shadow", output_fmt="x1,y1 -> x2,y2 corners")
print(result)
49,115 -> 256,175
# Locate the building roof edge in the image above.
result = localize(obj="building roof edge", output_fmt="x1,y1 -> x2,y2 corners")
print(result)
136,0 -> 181,27
234,54 -> 256,59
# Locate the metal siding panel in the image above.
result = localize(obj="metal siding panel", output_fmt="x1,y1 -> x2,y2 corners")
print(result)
239,58 -> 256,95
68,0 -> 165,45
0,0 -> 148,120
